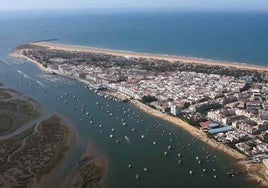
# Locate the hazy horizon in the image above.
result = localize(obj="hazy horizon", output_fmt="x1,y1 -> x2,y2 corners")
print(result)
0,0 -> 268,12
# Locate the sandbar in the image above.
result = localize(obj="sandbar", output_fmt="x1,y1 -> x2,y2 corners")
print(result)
26,41 -> 268,72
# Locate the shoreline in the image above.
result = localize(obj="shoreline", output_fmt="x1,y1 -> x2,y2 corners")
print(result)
61,147 -> 108,188
10,44 -> 268,187
4,52 -> 109,187
10,50 -> 49,73
130,100 -> 245,160
9,47 -> 261,158
31,114 -> 78,188
130,100 -> 268,187
239,162 -> 268,187
30,41 -> 268,72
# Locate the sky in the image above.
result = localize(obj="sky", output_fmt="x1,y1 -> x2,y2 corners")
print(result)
0,0 -> 268,11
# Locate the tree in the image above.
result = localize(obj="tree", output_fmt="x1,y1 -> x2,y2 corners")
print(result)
141,95 -> 157,104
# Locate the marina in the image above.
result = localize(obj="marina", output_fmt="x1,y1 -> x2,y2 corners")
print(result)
0,59 -> 256,187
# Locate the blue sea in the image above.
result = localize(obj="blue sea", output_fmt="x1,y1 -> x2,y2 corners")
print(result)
0,10 -> 268,65
0,10 -> 267,188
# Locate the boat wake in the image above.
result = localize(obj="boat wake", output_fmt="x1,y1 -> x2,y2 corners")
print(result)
0,59 -> 10,66
17,70 -> 30,79
36,80 -> 45,87
17,70 -> 46,87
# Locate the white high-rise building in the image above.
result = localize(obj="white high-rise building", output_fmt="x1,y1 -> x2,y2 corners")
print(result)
170,105 -> 181,116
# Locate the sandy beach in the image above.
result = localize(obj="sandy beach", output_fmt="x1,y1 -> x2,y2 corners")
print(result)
242,162 -> 268,187
130,100 -> 245,160
130,99 -> 268,187
10,50 -> 49,73
30,42 -> 268,72
10,42 -> 268,187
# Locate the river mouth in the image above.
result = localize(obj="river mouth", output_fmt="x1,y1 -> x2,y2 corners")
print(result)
0,58 -> 257,188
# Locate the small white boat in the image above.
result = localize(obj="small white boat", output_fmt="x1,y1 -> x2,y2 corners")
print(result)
143,168 -> 148,172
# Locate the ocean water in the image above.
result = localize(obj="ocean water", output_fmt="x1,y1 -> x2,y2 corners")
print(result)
0,10 -> 267,188
0,10 -> 268,65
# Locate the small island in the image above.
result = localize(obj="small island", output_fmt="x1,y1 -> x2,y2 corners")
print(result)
62,150 -> 107,188
0,83 -> 106,188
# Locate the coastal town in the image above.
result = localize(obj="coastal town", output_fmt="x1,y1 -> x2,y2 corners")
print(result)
2,0 -> 268,186
13,42 -> 268,183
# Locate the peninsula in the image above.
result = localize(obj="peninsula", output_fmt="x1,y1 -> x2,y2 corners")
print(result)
11,42 -> 268,186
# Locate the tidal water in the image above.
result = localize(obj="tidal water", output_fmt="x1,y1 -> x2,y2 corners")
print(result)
0,10 -> 266,188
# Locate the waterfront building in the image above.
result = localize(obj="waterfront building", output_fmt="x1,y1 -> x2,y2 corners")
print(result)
170,104 -> 181,116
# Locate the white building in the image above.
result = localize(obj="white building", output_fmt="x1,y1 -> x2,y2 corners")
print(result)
170,105 -> 181,116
